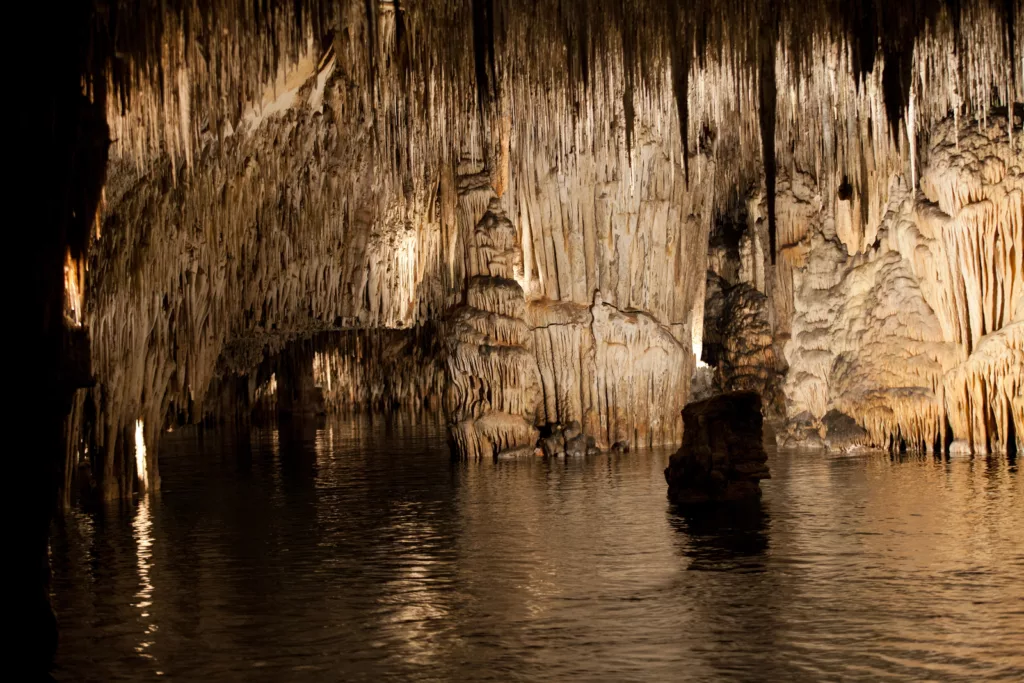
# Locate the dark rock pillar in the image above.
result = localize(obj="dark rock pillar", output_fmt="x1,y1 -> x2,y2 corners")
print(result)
276,341 -> 326,418
665,392 -> 771,505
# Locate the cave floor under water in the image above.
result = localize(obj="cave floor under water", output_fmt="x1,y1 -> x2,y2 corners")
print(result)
51,413 -> 1024,682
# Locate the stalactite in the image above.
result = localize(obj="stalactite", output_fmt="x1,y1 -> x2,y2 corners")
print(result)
98,1 -> 1018,196
759,0 -> 779,264
785,218 -> 960,452
943,321 -> 1023,454
312,328 -> 445,412
528,294 -> 692,450
666,0 -> 692,185
84,57 -> 454,496
782,113 -> 1021,453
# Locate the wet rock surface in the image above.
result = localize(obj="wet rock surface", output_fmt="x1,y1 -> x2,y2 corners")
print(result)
538,421 -> 599,458
666,392 -> 770,505
777,411 -> 825,450
821,409 -> 870,452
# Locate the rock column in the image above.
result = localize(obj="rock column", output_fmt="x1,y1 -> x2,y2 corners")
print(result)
665,392 -> 770,505
442,198 -> 543,458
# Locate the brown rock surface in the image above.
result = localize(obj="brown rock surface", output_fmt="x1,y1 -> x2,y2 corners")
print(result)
666,392 -> 770,505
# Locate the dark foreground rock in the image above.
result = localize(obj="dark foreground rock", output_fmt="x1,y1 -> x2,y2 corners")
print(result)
539,420 -> 599,457
822,409 -> 869,451
665,392 -> 770,505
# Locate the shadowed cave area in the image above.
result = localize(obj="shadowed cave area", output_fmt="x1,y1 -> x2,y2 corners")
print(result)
21,1 -> 1023,680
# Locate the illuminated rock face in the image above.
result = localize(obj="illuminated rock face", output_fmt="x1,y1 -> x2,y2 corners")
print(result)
60,1 -> 1023,496
528,296 -> 691,452
440,187 -> 693,458
782,117 -> 1022,454
441,195 -> 543,459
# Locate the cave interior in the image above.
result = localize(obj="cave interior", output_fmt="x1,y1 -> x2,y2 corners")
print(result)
20,0 -> 1023,676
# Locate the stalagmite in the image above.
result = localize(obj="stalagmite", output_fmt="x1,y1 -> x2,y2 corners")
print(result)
442,197 -> 543,459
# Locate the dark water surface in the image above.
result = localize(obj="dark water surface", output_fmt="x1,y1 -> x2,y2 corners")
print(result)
51,414 -> 1024,681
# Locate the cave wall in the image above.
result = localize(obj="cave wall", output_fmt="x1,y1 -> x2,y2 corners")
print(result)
58,1 -> 1023,499
79,53 -> 457,496
782,116 -> 1022,453
27,4 -> 1022,680
696,112 -> 1021,455
312,328 -> 445,413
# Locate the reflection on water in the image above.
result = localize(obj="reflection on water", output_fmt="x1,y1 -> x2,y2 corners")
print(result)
670,504 -> 770,572
51,413 -> 1024,682
130,497 -> 158,671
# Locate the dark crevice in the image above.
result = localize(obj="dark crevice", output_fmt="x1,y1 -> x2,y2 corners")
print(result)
759,0 -> 779,264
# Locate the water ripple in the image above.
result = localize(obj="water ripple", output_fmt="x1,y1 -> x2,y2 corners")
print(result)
50,413 -> 1024,682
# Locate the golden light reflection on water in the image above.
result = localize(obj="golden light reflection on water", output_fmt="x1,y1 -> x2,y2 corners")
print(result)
376,513 -> 453,666
131,496 -> 161,675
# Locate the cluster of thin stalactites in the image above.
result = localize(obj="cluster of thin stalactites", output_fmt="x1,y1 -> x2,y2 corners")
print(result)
97,1 -> 1020,189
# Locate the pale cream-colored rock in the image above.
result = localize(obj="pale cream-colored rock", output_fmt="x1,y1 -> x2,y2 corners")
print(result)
918,119 -> 1023,355
782,115 -> 1022,453
528,294 -> 692,450
442,198 -> 543,458
590,297 -> 691,448
943,322 -> 1023,454
785,217 -> 959,450
65,2 -> 1022,497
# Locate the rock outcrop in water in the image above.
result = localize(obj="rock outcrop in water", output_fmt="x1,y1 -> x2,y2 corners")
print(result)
666,392 -> 771,505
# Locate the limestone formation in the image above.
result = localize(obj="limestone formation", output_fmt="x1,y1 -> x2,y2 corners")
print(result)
717,285 -> 783,414
665,392 -> 771,505
782,116 -> 1022,454
591,298 -> 691,448
312,329 -> 445,413
943,322 -> 1024,455
26,3 -> 1024,679
777,411 -> 826,450
442,198 -> 543,459
48,0 -> 1023,497
699,277 -> 786,419
699,215 -> 786,420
